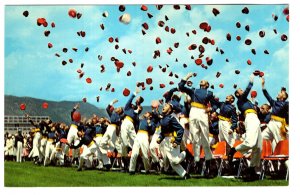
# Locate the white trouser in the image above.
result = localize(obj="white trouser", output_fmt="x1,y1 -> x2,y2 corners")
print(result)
100,124 -> 117,155
40,138 -> 47,159
129,132 -> 151,172
94,135 -> 110,165
65,124 -> 79,157
16,141 -> 23,162
29,132 -> 41,158
149,129 -> 161,163
163,137 -> 187,177
218,120 -> 235,147
120,118 -> 136,156
235,113 -> 262,167
50,142 -> 65,165
78,142 -> 101,169
44,141 -> 55,166
180,117 -> 191,149
189,107 -> 212,161
262,119 -> 284,151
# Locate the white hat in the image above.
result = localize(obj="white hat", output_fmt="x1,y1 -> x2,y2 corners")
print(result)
119,13 -> 131,24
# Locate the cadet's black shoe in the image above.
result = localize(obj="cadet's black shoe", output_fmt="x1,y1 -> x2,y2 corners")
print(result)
228,147 -> 237,164
183,173 -> 191,180
129,171 -> 135,175
77,167 -> 82,171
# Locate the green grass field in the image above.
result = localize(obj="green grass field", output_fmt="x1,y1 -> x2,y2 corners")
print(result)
4,161 -> 288,187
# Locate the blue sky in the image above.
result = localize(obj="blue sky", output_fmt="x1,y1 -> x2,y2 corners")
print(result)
4,4 -> 289,108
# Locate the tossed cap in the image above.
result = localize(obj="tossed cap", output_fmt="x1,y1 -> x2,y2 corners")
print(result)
245,39 -> 252,45
68,8 -> 77,18
141,5 -> 148,11
259,30 -> 265,38
86,77 -> 92,83
147,65 -> 153,72
251,90 -> 257,98
119,5 -> 125,12
159,84 -> 165,88
48,42 -> 53,48
127,71 -> 131,76
119,13 -> 131,24
102,11 -> 109,17
219,84 -> 224,88
247,59 -> 252,65
245,25 -> 250,32
20,103 -> 26,111
42,102 -> 48,109
242,7 -> 249,14
235,70 -> 240,74
123,88 -> 130,96
281,34 -> 288,41
212,8 -> 220,16
236,21 -> 241,28
253,70 -> 260,76
23,10 -> 29,17
216,72 -> 221,78
195,58 -> 202,65
226,33 -> 231,41
146,78 -> 152,85
251,48 -> 256,55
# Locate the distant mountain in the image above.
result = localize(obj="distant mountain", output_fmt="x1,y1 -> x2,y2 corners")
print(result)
4,95 -> 154,124
4,95 -> 108,124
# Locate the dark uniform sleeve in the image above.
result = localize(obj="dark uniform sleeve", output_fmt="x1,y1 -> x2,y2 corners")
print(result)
106,104 -> 113,118
171,117 -> 184,145
125,94 -> 136,111
230,107 -> 238,130
241,81 -> 253,100
178,79 -> 194,99
164,87 -> 178,102
262,88 -> 275,107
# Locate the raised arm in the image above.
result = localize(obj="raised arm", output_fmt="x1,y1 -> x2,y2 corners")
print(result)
241,74 -> 254,99
164,87 -> 178,103
230,107 -> 238,131
178,72 -> 195,98
106,99 -> 118,117
125,87 -> 140,110
71,103 -> 79,121
261,77 -> 275,106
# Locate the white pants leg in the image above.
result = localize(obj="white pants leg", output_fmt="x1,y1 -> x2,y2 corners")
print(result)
65,124 -> 79,156
180,117 -> 191,149
100,125 -> 117,154
218,120 -> 235,147
29,132 -> 41,158
129,133 -> 150,172
236,113 -> 262,167
189,107 -> 212,161
150,128 -> 160,163
16,141 -> 23,162
120,118 -> 136,156
262,120 -> 284,151
163,137 -> 186,177
78,143 -> 99,169
44,141 -> 55,166
40,138 -> 47,160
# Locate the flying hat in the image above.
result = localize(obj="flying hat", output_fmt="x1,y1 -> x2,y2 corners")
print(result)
212,8 -> 220,16
20,103 -> 26,110
236,21 -> 241,28
119,5 -> 125,12
281,34 -> 288,41
119,13 -> 131,24
146,78 -> 152,85
102,11 -> 108,17
42,102 -> 48,109
245,25 -> 250,32
68,8 -> 77,18
48,43 -> 53,48
156,37 -> 161,44
173,5 -> 180,10
259,30 -> 265,37
188,44 -> 197,50
72,111 -> 81,122
264,50 -> 269,54
86,77 -> 92,83
195,58 -> 202,65
127,71 -> 131,76
156,5 -> 163,10
141,5 -> 148,11
242,7 -> 249,14
251,90 -> 257,98
147,65 -> 153,72
147,13 -> 153,18
23,10 -> 29,17
219,84 -> 224,88
245,39 -> 252,45
159,84 -> 165,88
62,60 -> 67,65
185,5 -> 191,10
123,88 -> 130,96
247,59 -> 252,65
226,33 -> 231,41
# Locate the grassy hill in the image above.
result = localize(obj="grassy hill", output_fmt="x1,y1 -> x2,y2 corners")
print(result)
4,95 -> 154,124
4,95 -> 108,123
